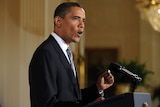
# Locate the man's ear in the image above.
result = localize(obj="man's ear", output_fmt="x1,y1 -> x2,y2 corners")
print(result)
54,16 -> 62,27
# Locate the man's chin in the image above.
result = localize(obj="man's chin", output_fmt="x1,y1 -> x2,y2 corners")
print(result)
73,38 -> 81,43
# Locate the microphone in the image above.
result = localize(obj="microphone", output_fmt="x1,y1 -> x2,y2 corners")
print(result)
109,62 -> 142,82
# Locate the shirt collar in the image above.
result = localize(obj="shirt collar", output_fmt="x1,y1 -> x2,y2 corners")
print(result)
51,32 -> 69,51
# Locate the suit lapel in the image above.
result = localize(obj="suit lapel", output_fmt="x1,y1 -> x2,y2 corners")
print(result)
48,35 -> 81,99
58,46 -> 82,100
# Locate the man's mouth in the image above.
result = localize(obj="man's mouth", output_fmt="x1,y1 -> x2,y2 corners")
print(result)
77,31 -> 83,36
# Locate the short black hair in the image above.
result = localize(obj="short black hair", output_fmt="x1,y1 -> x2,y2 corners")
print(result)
54,2 -> 83,18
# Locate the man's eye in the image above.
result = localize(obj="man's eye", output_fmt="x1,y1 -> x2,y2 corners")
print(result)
73,16 -> 80,19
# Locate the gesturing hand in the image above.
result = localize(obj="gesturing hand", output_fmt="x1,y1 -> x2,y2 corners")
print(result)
96,70 -> 114,91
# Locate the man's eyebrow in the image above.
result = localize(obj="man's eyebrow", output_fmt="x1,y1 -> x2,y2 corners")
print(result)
73,16 -> 80,18
73,16 -> 86,22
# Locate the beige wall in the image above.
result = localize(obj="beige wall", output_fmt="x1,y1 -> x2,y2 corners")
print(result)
0,0 -> 160,107
79,0 -> 140,61
140,19 -> 160,88
0,0 -> 61,107
78,0 -> 160,106
79,0 -> 160,84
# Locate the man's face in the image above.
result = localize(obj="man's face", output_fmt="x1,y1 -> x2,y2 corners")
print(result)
54,6 -> 86,44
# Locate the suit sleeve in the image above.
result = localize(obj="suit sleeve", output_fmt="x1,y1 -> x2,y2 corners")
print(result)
81,84 -> 99,105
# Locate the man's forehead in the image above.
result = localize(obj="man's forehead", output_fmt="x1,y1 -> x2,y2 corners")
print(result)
69,7 -> 85,17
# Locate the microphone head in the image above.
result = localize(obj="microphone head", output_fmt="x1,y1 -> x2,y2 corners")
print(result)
109,62 -> 123,72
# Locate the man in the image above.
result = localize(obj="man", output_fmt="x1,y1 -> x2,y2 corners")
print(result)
29,2 -> 114,107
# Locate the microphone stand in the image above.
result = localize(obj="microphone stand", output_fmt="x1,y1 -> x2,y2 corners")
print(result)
120,67 -> 142,92
131,78 -> 141,92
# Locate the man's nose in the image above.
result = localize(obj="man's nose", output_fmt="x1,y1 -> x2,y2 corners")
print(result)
78,20 -> 85,28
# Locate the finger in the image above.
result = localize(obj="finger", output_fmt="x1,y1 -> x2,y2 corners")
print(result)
104,70 -> 113,79
104,77 -> 114,84
104,74 -> 114,83
101,70 -> 111,77
104,76 -> 112,82
108,69 -> 111,73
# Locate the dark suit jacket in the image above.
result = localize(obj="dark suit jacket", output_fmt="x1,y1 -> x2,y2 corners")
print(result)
29,35 -> 99,107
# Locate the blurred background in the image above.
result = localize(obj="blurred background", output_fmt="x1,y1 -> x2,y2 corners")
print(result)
0,0 -> 160,107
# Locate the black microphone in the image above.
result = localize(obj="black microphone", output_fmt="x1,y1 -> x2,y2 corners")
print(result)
109,62 -> 142,82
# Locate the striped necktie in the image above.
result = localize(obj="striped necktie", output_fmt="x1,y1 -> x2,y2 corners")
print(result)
66,47 -> 76,77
